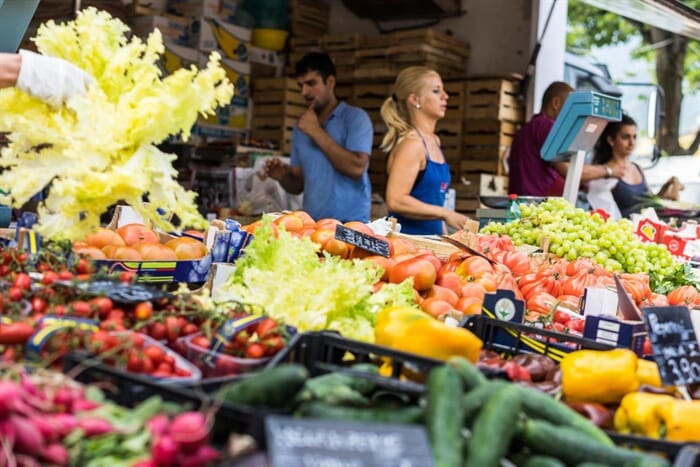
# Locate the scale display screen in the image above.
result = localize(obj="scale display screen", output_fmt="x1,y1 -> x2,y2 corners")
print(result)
591,93 -> 622,119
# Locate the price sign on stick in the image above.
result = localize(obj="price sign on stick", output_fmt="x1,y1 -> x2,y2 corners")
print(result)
335,225 -> 390,257
642,306 -> 700,387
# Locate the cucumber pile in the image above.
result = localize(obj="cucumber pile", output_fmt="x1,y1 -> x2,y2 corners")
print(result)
217,360 -> 671,467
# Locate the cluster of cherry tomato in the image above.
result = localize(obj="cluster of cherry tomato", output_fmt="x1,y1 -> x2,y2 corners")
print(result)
188,317 -> 287,360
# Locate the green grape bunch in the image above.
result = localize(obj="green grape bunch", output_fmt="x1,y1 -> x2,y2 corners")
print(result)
481,198 -> 681,288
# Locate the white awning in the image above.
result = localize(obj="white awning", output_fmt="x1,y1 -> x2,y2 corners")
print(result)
582,0 -> 700,40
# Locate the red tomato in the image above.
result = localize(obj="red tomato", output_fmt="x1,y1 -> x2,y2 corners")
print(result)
89,297 -> 113,318
149,322 -> 167,341
75,258 -> 92,275
192,335 -> 211,349
13,273 -> 31,291
553,310 -> 571,326
126,349 -> 143,373
130,333 -> 145,349
41,271 -> 59,285
569,318 -> 585,333
7,287 -> 23,302
144,346 -> 166,366
156,362 -> 173,375
119,271 -> 136,283
245,343 -> 265,359
263,335 -> 285,355
182,322 -> 199,336
389,257 -> 437,291
141,356 -> 155,374
71,300 -> 92,318
255,318 -> 279,338
134,301 -> 153,321
164,316 -> 181,342
0,322 -> 34,345
57,270 -> 74,281
643,337 -> 653,355
30,297 -> 47,314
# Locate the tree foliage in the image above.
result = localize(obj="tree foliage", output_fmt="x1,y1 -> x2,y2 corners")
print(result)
567,0 -> 700,154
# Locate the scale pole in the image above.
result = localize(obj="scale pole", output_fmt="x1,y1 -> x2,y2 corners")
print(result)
562,149 -> 586,205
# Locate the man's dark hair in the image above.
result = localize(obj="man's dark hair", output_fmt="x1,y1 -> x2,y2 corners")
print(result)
294,52 -> 336,82
541,81 -> 574,108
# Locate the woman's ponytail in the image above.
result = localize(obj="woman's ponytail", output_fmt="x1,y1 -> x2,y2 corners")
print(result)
380,96 -> 411,153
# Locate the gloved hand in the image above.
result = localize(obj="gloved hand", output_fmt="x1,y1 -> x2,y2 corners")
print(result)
15,50 -> 94,106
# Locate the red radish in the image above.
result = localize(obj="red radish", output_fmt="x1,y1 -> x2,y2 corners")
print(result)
45,414 -> 78,437
20,373 -> 39,397
28,415 -> 59,443
180,445 -> 219,467
15,454 -> 41,467
40,443 -> 69,466
146,414 -> 170,437
151,436 -> 179,465
168,412 -> 208,451
0,381 -> 22,413
77,417 -> 113,437
72,399 -> 100,412
0,417 -> 15,443
12,414 -> 46,454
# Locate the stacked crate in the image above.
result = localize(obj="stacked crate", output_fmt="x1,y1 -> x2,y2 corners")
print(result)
289,0 -> 330,40
352,83 -> 393,197
452,77 -> 523,217
250,78 -> 305,154
437,80 -> 467,175
354,29 -> 469,82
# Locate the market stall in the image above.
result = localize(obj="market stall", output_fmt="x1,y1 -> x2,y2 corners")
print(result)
1,2 -> 700,467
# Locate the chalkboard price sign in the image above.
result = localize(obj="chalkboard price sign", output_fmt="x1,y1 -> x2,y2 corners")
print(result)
642,306 -> 700,387
335,225 -> 390,258
265,416 -> 434,467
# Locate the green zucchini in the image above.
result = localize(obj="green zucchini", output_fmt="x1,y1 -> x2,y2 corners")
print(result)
462,381 -> 507,427
426,365 -> 464,467
300,402 -> 424,424
512,385 -> 613,446
465,385 -> 522,467
518,419 -> 670,467
220,364 -> 309,409
447,356 -> 487,390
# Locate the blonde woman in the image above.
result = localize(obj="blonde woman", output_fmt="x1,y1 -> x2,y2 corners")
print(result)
381,67 -> 469,235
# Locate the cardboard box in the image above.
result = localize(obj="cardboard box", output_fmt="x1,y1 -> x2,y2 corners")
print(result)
167,0 -> 220,17
208,17 -> 251,61
129,14 -> 188,44
583,315 -> 647,356
249,44 -> 284,77
161,40 -> 200,74
198,57 -> 250,129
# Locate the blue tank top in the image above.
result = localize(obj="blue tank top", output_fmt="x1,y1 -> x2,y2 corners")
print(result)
389,131 -> 451,235
612,163 -> 649,217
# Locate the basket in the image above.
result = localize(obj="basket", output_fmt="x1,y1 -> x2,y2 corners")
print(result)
266,331 -> 506,398
180,332 -> 270,379
461,314 -> 613,361
62,351 -> 276,446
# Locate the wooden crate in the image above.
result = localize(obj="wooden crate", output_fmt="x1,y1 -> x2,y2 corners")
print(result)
465,79 -> 524,122
254,102 -> 306,118
322,34 -> 362,51
251,115 -> 297,131
250,127 -> 293,154
289,0 -> 329,38
462,144 -> 510,161
452,173 -> 509,199
390,29 -> 469,58
460,159 -> 506,175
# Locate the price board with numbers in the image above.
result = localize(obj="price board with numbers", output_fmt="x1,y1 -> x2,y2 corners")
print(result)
335,225 -> 390,257
642,306 -> 700,386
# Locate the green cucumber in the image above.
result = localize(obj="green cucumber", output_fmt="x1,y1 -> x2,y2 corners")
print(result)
509,453 -> 566,467
300,402 -> 424,424
518,419 -> 670,467
295,363 -> 379,407
220,364 -> 309,409
426,365 -> 464,467
462,381 -> 507,427
447,356 -> 487,390
465,385 -> 522,467
512,385 -> 613,446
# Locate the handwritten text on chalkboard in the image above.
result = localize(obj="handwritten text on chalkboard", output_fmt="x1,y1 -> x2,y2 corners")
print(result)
334,225 -> 390,257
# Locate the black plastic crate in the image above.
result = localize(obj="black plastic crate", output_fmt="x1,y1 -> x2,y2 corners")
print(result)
62,351 -> 277,445
461,314 -> 613,362
608,432 -> 700,467
267,331 -> 506,398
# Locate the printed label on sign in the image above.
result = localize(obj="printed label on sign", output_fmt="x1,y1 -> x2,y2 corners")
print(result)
643,306 -> 700,386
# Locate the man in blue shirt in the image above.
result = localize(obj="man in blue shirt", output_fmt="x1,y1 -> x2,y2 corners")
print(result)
264,53 -> 373,222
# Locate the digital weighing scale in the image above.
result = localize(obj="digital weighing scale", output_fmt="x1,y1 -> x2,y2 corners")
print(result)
475,91 -> 621,227
541,91 -> 622,204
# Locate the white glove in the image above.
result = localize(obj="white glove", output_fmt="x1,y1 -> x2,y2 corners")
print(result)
15,50 -> 94,106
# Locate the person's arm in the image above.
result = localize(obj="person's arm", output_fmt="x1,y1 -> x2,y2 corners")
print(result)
385,136 -> 468,230
0,53 -> 22,89
264,157 -> 304,195
551,160 -> 626,182
298,106 -> 370,180
1,50 -> 93,106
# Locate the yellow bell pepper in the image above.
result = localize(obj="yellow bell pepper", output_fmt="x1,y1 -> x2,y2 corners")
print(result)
561,349 -> 639,404
656,399 -> 700,442
613,392 -> 675,438
636,359 -> 663,388
374,306 -> 482,362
